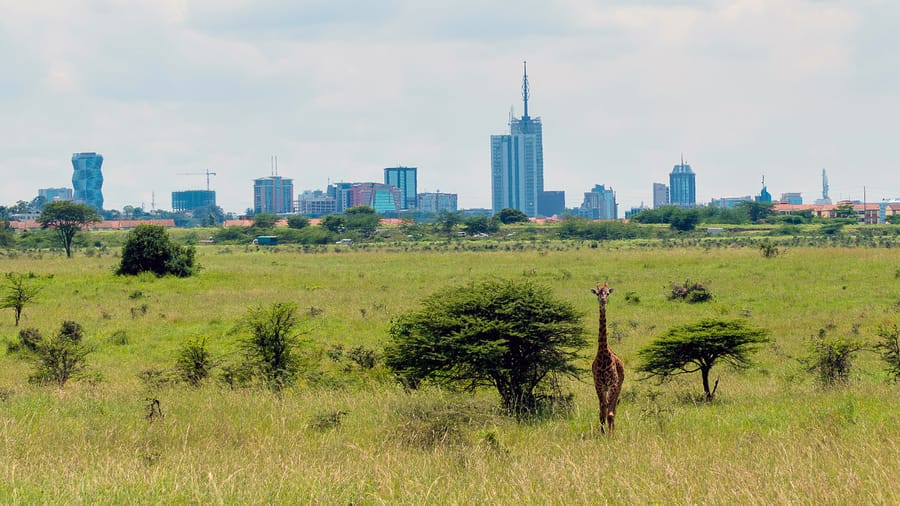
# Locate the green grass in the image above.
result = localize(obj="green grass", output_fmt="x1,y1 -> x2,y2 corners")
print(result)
1,245 -> 899,503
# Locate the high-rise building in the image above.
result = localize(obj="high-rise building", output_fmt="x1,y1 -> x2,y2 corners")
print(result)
669,157 -> 696,208
71,152 -> 104,210
384,167 -> 417,210
38,187 -> 73,202
780,192 -> 803,205
652,182 -> 669,208
579,184 -> 617,220
417,192 -> 458,214
172,190 -> 216,212
491,62 -> 544,217
328,182 -> 402,214
254,176 -> 293,214
538,190 -> 565,217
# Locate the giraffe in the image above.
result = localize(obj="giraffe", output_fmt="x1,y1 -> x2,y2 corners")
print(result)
591,281 -> 624,435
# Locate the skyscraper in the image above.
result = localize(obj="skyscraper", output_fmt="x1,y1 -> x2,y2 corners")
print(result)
253,176 -> 293,214
71,152 -> 104,210
384,166 -> 417,210
491,62 -> 544,217
669,156 -> 696,208
579,184 -> 617,220
652,182 -> 669,208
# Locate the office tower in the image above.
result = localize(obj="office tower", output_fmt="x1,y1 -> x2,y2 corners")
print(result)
579,184 -> 617,220
172,190 -> 216,212
384,167 -> 417,210
38,188 -> 73,202
254,176 -> 294,214
538,190 -> 565,217
669,156 -> 696,208
780,192 -> 803,205
652,182 -> 669,208
71,152 -> 104,210
491,62 -> 544,217
815,169 -> 832,205
417,192 -> 458,214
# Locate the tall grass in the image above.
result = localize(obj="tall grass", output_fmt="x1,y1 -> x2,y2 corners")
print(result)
1,245 -> 898,502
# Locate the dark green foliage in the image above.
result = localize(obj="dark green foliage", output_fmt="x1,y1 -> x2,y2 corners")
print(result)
435,211 -> 462,236
17,327 -> 42,352
116,224 -> 196,277
37,201 -> 102,257
758,241 -> 781,258
175,337 -> 214,387
734,201 -> 774,223
1,272 -> 41,326
320,214 -> 346,233
668,280 -> 712,303
495,208 -> 529,224
29,320 -> 92,387
347,345 -> 377,369
875,324 -> 900,381
252,213 -> 279,228
462,216 -> 499,235
344,206 -> 381,238
669,208 -> 700,231
241,302 -> 302,389
805,329 -> 863,387
384,279 -> 586,416
637,318 -> 769,401
557,218 -> 649,240
287,215 -> 310,229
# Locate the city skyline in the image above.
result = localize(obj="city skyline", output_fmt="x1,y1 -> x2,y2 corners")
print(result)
2,1 -> 899,214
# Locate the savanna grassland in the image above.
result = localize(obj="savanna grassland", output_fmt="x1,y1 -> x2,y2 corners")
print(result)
1,243 -> 899,504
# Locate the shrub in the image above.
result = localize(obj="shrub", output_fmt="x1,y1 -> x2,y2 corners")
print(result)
18,327 -> 42,352
30,320 -> 91,387
668,280 -> 712,303
175,337 -> 215,387
240,302 -> 303,390
287,215 -> 310,229
116,224 -> 196,277
804,329 -> 863,387
874,324 -> 900,382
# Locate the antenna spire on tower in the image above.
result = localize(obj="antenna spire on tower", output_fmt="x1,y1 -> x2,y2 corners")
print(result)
522,60 -> 530,119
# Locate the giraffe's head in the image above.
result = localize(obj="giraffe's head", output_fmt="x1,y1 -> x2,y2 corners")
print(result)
591,281 -> 614,304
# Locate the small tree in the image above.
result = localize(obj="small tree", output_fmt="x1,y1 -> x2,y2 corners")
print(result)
384,279 -> 586,416
435,211 -> 462,237
117,224 -> 196,277
37,201 -> 102,257
637,319 -> 769,401
252,213 -> 279,228
30,320 -> 91,387
495,208 -> 529,224
1,273 -> 41,326
241,302 -> 302,389
287,215 -> 310,229
804,330 -> 863,387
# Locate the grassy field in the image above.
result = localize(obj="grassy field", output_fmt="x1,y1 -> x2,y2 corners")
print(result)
1,244 -> 898,503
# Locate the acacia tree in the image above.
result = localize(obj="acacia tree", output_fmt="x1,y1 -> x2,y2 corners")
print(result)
37,201 -> 101,257
1,273 -> 41,326
384,279 -> 586,416
637,318 -> 769,401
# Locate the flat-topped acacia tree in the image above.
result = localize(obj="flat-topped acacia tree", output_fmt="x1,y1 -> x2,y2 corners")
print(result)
37,201 -> 101,258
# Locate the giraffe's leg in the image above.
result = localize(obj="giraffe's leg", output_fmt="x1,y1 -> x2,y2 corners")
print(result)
607,372 -> 624,435
598,390 -> 608,434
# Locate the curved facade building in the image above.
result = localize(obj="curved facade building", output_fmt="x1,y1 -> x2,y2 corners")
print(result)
72,152 -> 104,210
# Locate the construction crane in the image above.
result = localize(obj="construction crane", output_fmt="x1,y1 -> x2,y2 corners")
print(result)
177,169 -> 217,191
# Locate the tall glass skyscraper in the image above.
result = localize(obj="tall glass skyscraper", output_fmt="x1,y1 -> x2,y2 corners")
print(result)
669,157 -> 696,208
71,152 -> 104,210
384,166 -> 417,210
491,62 -> 543,217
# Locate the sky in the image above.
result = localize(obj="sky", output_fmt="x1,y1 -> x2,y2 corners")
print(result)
2,0 -> 899,214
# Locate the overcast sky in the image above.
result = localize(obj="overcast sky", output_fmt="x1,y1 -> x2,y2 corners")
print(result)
2,0 -> 899,214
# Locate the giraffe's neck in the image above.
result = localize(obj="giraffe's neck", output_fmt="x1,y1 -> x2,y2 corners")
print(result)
597,301 -> 609,352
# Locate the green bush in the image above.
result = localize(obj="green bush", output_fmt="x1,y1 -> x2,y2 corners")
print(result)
804,330 -> 863,387
116,224 -> 196,277
240,302 -> 303,390
175,337 -> 215,387
29,320 -> 92,387
668,280 -> 712,303
874,324 -> 900,382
